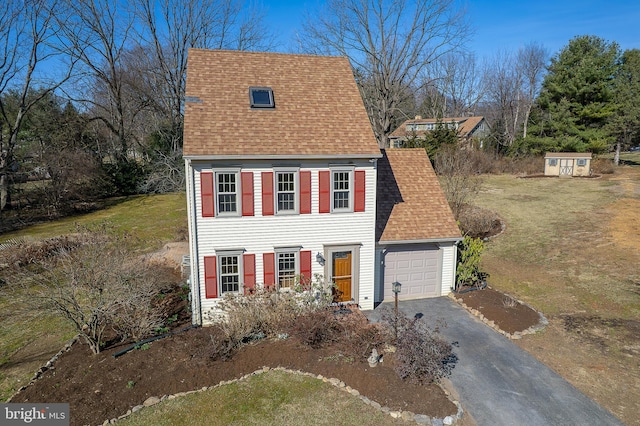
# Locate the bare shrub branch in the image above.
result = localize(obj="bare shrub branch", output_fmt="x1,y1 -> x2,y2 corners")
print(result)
11,229 -> 174,354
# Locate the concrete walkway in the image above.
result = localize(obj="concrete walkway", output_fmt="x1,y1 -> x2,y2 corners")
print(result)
365,298 -> 623,426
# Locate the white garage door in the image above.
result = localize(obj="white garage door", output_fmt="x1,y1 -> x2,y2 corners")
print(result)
383,245 -> 440,301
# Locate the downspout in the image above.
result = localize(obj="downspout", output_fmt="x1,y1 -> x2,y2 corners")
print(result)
185,159 -> 203,326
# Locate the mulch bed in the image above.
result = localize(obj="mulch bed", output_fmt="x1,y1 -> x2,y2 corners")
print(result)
457,287 -> 541,334
11,286 -> 542,426
11,325 -> 456,426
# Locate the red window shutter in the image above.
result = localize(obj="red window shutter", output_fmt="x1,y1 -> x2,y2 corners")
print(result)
201,172 -> 214,217
263,253 -> 275,288
319,170 -> 330,213
241,172 -> 254,216
243,253 -> 256,294
261,172 -> 274,216
204,256 -> 218,298
300,250 -> 312,283
354,170 -> 366,212
300,171 -> 311,214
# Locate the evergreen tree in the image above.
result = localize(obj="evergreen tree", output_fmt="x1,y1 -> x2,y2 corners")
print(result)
403,121 -> 459,162
610,49 -> 640,164
525,35 -> 620,153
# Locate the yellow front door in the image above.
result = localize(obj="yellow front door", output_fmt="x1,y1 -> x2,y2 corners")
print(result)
332,251 -> 352,302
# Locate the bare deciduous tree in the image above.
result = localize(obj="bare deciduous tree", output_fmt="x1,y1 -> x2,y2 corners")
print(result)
517,43 -> 547,139
19,231 -> 174,354
483,44 -> 547,150
423,52 -> 486,118
129,0 -> 275,192
483,50 -> 522,149
301,0 -> 469,148
0,0 -> 72,213
61,0 -> 142,162
434,145 -> 482,219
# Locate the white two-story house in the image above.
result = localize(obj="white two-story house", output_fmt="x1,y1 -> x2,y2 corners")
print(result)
183,50 -> 461,325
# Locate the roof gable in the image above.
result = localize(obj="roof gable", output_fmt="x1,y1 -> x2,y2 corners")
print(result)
377,149 -> 461,243
183,49 -> 380,158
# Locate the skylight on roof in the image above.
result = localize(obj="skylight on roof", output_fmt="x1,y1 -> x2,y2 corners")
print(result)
249,87 -> 274,108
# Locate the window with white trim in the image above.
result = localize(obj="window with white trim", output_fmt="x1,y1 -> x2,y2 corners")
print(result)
277,251 -> 298,289
219,255 -> 240,294
549,159 -> 558,166
276,171 -> 296,213
216,172 -> 239,215
332,171 -> 351,211
576,159 -> 587,166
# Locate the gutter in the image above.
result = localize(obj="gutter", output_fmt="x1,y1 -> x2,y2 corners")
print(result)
377,237 -> 463,246
184,153 -> 383,161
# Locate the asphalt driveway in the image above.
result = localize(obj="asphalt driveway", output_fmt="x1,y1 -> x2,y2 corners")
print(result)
365,297 -> 623,426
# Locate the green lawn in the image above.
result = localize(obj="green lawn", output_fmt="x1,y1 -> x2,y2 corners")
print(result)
119,370 -> 406,426
0,193 -> 187,246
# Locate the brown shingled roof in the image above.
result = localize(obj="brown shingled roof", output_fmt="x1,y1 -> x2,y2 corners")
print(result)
389,116 -> 485,139
376,149 -> 461,243
183,49 -> 380,158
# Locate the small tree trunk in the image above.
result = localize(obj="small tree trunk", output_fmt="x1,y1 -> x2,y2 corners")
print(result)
614,140 -> 621,166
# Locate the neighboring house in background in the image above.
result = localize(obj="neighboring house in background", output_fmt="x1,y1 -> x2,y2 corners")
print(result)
544,152 -> 592,177
183,49 -> 461,325
389,116 -> 489,148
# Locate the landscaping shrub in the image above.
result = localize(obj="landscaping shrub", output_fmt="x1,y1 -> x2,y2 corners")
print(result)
591,157 -> 615,174
338,313 -> 390,359
290,309 -> 345,349
457,204 -> 502,239
207,275 -> 334,358
9,228 -> 176,353
456,235 -> 486,289
380,308 -> 454,384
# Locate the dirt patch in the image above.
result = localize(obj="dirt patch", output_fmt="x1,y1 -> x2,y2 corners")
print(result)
457,287 -> 541,334
560,314 -> 640,357
608,198 -> 640,250
11,324 -> 456,426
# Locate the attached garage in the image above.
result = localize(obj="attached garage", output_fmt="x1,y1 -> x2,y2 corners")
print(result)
375,149 -> 462,306
383,245 -> 441,301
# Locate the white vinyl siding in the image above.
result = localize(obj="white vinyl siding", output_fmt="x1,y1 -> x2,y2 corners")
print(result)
440,242 -> 457,295
190,159 -> 378,321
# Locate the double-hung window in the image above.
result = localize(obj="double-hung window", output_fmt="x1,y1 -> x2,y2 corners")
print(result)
332,170 -> 351,211
276,171 -> 297,213
276,251 -> 298,289
216,172 -> 239,215
219,254 -> 240,294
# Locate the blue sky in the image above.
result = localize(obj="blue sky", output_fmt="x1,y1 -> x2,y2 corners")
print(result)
263,0 -> 640,58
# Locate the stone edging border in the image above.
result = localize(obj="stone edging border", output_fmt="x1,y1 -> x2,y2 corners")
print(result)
9,336 -> 464,426
448,292 -> 548,340
8,335 -> 80,402
103,366 -> 465,426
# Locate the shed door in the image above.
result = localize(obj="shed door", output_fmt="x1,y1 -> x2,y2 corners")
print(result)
384,245 -> 440,301
559,159 -> 574,176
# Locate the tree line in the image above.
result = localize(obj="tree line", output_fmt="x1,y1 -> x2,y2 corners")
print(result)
1,0 -> 639,219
